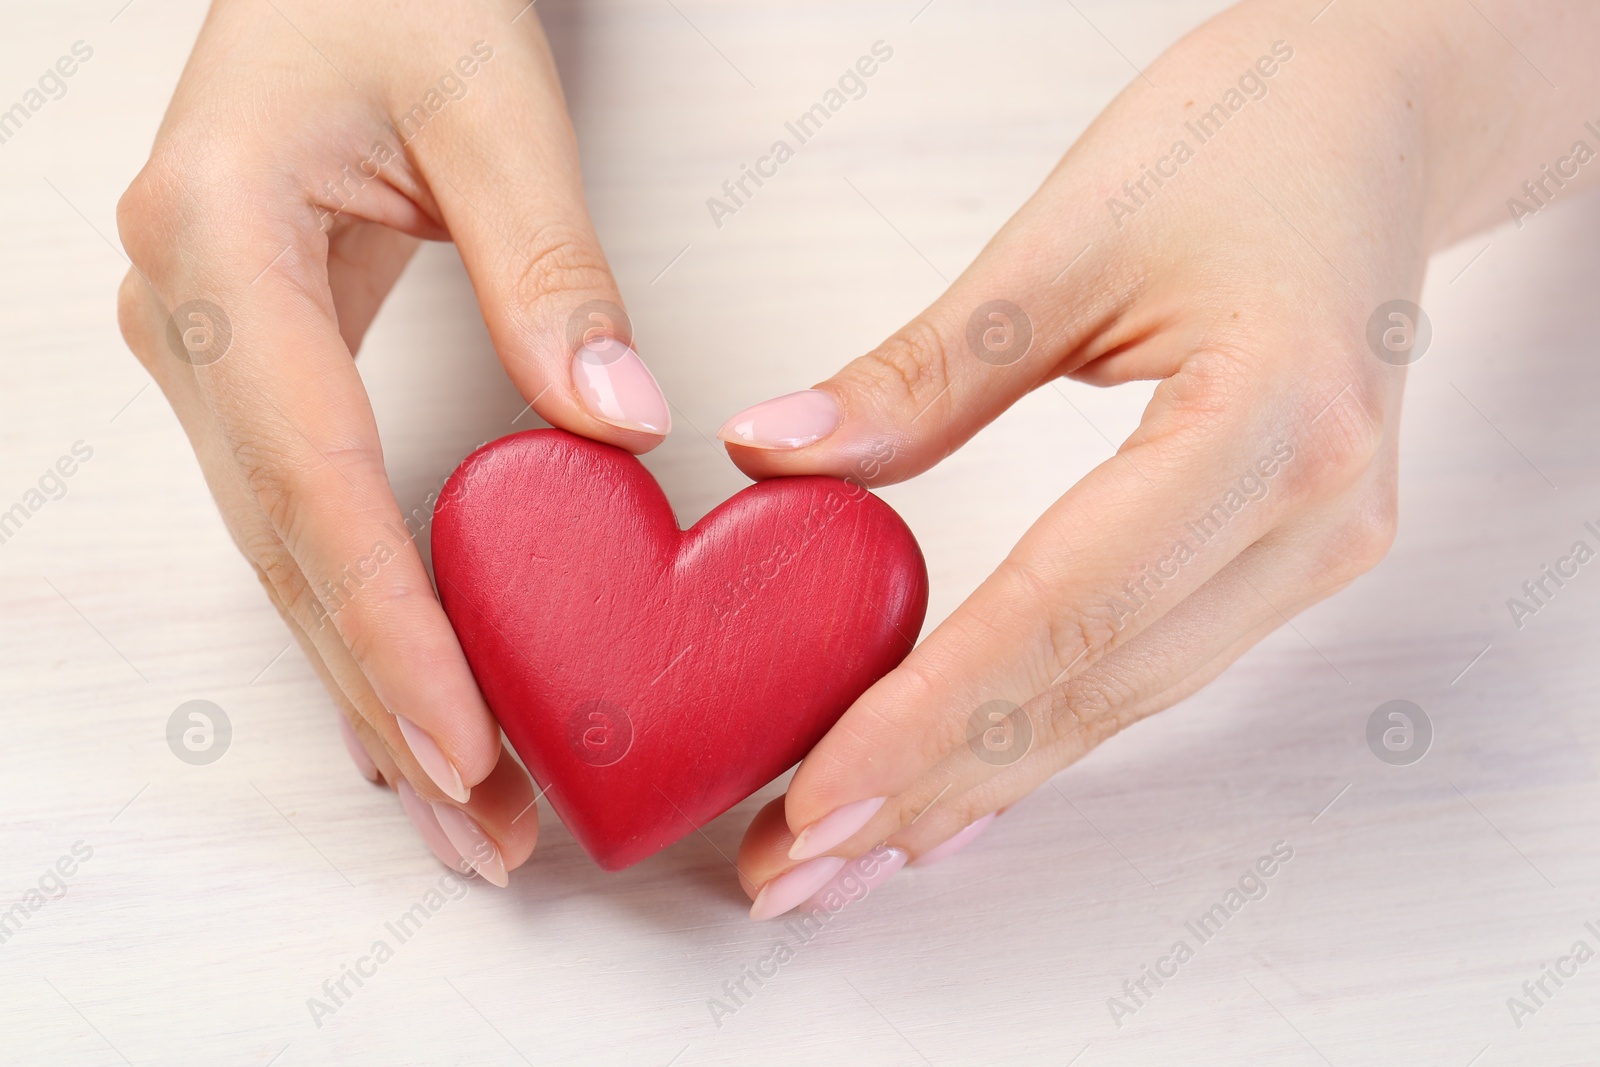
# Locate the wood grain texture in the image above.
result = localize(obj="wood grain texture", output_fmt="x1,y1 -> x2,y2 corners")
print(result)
432,429 -> 925,870
3,1 -> 1600,1064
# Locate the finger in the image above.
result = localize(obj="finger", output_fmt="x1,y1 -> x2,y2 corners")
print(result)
402,745 -> 540,886
889,511 -> 1375,854
742,466 -> 1393,898
909,813 -> 997,867
338,714 -> 383,783
739,577 -> 1285,903
122,270 -> 406,793
737,796 -> 987,915
774,369 -> 1383,862
319,666 -> 399,787
714,190 -> 1136,482
733,796 -> 910,921
126,209 -> 457,800
732,549 -> 1285,903
784,397 -> 1280,835
248,481 -> 443,798
735,796 -> 793,900
117,177 -> 501,807
405,27 -> 669,449
272,577 -> 396,788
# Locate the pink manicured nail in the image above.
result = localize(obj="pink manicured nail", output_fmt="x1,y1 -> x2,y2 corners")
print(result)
572,339 -> 671,434
749,856 -> 846,921
338,716 -> 380,782
398,780 -> 468,873
801,846 -> 909,913
431,803 -> 509,888
912,813 -> 996,867
789,796 -> 887,861
717,389 -> 840,450
396,715 -> 469,803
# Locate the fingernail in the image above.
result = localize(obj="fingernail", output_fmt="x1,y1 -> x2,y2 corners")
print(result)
572,339 -> 671,435
802,846 -> 909,912
749,856 -> 847,921
395,715 -> 469,803
431,803 -> 510,888
789,796 -> 887,861
717,389 -> 840,450
338,716 -> 380,782
911,813 -> 996,867
398,780 -> 469,873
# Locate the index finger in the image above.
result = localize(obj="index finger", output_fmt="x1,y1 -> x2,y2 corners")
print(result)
779,358 -> 1373,850
119,164 -> 500,804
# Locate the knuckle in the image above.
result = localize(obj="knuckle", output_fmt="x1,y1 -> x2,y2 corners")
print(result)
1038,667 -> 1142,758
997,556 -> 1119,684
229,433 -> 383,542
232,435 -> 303,535
231,439 -> 404,652
1285,374 -> 1389,500
513,225 -> 616,313
246,532 -> 325,635
116,271 -> 160,366
334,568 -> 428,668
1142,345 -> 1256,442
870,651 -> 985,770
1038,685 -> 1094,750
890,657 -> 966,761
1134,350 -> 1258,466
120,143 -> 294,280
337,601 -> 380,668
116,157 -> 187,271
1041,601 -> 1119,683
856,319 -> 952,414
1321,482 -> 1400,581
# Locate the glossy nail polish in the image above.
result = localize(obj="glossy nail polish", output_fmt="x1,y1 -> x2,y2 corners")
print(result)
398,780 -> 469,873
395,715 -> 469,803
572,339 -> 671,434
801,846 -> 909,913
717,389 -> 840,450
789,796 -> 887,861
338,715 -> 380,783
431,803 -> 510,888
911,813 -> 996,867
749,856 -> 847,921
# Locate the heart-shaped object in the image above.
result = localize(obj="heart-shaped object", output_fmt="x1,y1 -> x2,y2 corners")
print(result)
430,429 -> 928,870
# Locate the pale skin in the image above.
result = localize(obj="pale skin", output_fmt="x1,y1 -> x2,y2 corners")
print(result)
115,0 -> 666,883
118,0 -> 1600,904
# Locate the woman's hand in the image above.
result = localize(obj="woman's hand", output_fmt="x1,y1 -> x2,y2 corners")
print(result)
723,0 -> 1600,918
116,0 -> 672,885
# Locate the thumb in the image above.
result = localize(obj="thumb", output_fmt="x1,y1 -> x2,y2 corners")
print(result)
409,33 -> 669,451
716,218 -> 1117,483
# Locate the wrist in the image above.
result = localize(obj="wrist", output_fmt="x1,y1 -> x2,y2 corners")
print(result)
1171,0 -> 1600,257
1319,0 -> 1600,248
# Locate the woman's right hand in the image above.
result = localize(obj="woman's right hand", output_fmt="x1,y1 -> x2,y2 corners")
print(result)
723,0 -> 1600,916
116,0 -> 673,885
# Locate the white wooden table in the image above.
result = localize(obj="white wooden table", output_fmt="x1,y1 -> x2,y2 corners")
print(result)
3,1 -> 1597,1063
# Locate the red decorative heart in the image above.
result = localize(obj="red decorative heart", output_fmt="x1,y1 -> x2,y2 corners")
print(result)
430,430 -> 928,870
